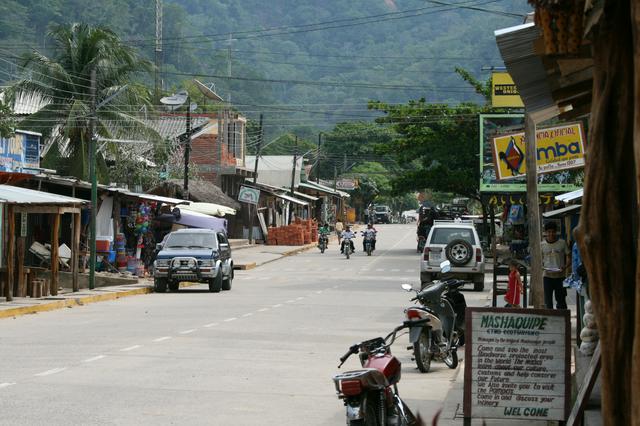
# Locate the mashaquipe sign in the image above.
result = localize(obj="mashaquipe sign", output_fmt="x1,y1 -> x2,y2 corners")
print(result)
463,308 -> 570,423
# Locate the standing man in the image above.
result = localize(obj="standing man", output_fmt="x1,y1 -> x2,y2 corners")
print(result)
541,222 -> 571,309
335,219 -> 344,244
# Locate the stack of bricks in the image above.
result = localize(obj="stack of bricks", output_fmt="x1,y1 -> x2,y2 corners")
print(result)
266,219 -> 319,246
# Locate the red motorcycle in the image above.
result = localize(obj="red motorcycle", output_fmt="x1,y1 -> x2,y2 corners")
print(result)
332,320 -> 427,425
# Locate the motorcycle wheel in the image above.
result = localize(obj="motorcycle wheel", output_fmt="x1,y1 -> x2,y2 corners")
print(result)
346,249 -> 350,259
414,328 -> 432,373
348,392 -> 380,425
367,246 -> 372,256
444,348 -> 459,369
320,244 -> 325,254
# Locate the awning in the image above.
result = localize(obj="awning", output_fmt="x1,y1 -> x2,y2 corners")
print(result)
181,202 -> 236,217
542,204 -> 581,218
293,191 -> 319,201
155,209 -> 227,233
110,189 -> 190,206
0,184 -> 86,205
274,192 -> 308,206
555,188 -> 583,203
298,181 -> 350,198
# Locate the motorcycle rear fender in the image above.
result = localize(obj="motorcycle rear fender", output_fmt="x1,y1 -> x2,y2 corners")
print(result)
333,368 -> 388,395
409,325 -> 426,343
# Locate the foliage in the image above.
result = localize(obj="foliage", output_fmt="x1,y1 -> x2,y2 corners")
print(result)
10,23 -> 156,180
0,99 -> 15,138
249,132 -> 316,156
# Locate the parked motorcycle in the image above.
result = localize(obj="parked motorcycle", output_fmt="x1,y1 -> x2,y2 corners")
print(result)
401,261 -> 467,373
332,320 -> 427,425
342,236 -> 355,259
318,234 -> 329,254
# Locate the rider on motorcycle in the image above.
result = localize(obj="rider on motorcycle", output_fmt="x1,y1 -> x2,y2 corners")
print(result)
361,223 -> 377,251
318,223 -> 331,245
340,226 -> 356,253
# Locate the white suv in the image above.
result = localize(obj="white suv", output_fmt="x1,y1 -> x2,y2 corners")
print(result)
420,220 -> 485,291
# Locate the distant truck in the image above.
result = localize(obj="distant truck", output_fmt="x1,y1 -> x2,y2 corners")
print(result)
372,205 -> 392,224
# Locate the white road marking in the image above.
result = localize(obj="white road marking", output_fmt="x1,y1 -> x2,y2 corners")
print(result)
0,383 -> 16,389
376,268 -> 385,272
242,313 -> 253,317
331,268 -> 339,271
286,300 -> 295,303
391,269 -> 400,272
34,367 -> 67,377
284,268 -> 294,272
332,285 -> 339,289
120,345 -> 142,352
179,329 -> 196,334
272,304 -> 283,308
316,291 -> 323,294
223,317 -> 237,322
296,297 -> 305,301
406,269 -> 416,273
257,308 -> 269,312
203,323 -> 218,328
82,355 -> 106,363
153,336 -> 173,342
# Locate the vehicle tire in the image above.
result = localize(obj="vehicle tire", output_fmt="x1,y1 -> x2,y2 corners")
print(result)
222,269 -> 233,291
320,243 -> 325,254
348,392 -> 380,425
346,250 -> 350,259
168,281 -> 179,292
473,278 -> 485,292
367,244 -> 372,256
445,239 -> 473,266
154,278 -> 167,293
414,328 -> 432,373
444,348 -> 459,369
209,271 -> 222,293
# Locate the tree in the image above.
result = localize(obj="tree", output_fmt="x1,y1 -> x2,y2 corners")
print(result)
0,99 -> 15,138
11,23 -> 155,180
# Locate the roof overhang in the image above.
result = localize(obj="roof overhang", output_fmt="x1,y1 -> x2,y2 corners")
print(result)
542,204 -> 581,218
555,188 -> 583,203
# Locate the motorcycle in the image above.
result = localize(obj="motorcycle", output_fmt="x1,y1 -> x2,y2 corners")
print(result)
401,261 -> 468,373
362,233 -> 375,256
332,320 -> 427,425
416,236 -> 426,253
342,236 -> 355,259
318,233 -> 329,254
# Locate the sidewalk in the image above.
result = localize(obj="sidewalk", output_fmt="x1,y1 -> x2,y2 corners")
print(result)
0,238 -> 323,320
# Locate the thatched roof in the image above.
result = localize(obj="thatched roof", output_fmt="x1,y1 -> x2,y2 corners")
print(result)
147,179 -> 241,210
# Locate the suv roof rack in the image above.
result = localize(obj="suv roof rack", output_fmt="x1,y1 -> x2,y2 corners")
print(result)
433,219 -> 474,225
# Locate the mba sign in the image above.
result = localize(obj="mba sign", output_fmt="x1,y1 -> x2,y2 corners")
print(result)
492,123 -> 585,181
0,131 -> 41,173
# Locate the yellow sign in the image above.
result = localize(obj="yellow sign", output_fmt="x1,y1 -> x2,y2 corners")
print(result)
492,123 -> 586,181
491,72 -> 524,108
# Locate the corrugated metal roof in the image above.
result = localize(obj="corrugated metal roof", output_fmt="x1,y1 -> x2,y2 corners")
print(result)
274,192 -> 308,206
542,204 -> 581,218
555,188 -> 583,203
293,191 -> 319,201
495,23 -> 559,122
0,184 -> 86,205
146,116 -> 209,140
298,181 -> 350,198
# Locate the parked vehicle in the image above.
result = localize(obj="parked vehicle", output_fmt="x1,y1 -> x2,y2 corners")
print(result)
420,220 -> 485,291
402,262 -> 467,373
342,236 -> 355,259
318,233 -> 329,254
153,229 -> 233,293
332,320 -> 426,425
373,205 -> 392,224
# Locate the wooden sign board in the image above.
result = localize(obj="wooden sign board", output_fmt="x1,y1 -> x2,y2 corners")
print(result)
464,308 -> 571,423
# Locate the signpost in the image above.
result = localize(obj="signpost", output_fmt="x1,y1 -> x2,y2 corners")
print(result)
491,71 -> 524,108
238,185 -> 260,205
464,307 -> 571,424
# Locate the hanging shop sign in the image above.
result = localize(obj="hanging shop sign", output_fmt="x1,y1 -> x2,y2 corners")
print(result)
479,115 -> 583,193
335,178 -> 357,190
492,123 -> 586,181
481,193 -> 560,207
238,185 -> 260,205
0,130 -> 41,173
491,72 -> 524,108
464,308 -> 571,423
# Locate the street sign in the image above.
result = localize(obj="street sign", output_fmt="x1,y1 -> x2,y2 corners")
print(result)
336,178 -> 357,190
491,72 -> 524,108
464,308 -> 571,423
238,185 -> 260,205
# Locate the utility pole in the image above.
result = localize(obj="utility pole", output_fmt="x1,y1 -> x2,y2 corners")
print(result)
183,95 -> 191,200
227,33 -> 233,104
88,68 -> 97,290
333,165 -> 338,191
290,136 -> 298,196
248,114 -> 263,244
154,0 -> 163,102
524,113 -> 543,307
315,132 -> 322,183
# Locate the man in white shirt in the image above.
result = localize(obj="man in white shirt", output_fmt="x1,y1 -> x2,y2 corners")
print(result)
361,223 -> 377,251
340,226 -> 356,253
541,222 -> 571,309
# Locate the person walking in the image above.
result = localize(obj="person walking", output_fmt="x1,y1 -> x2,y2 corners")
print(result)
335,219 -> 344,244
504,259 -> 524,308
541,222 -> 571,309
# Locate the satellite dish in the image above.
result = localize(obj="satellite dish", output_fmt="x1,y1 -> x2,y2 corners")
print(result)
160,90 -> 188,108
189,103 -> 198,112
193,79 -> 224,102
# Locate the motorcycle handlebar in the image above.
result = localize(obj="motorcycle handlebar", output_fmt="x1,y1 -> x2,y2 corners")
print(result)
338,344 -> 359,368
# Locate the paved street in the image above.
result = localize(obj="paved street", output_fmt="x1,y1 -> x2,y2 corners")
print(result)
0,224 -> 488,425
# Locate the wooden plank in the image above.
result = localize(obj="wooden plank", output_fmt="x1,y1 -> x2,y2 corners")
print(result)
567,343 -> 601,426
50,214 -> 60,296
16,237 -> 25,297
6,205 -> 14,301
12,205 -> 81,214
71,213 -> 81,292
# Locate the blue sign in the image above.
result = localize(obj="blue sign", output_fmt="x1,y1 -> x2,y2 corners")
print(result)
0,130 -> 41,173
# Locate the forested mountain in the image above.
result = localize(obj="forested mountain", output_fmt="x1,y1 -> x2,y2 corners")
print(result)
0,0 -> 530,139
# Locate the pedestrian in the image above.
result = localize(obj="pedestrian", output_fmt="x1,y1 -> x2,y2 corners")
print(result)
504,259 -> 523,308
541,222 -> 571,309
335,219 -> 344,244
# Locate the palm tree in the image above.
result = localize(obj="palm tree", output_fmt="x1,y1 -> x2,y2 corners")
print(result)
10,23 -> 155,180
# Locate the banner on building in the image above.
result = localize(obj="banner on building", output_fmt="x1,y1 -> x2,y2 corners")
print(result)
0,130 -> 41,173
491,72 -> 524,108
335,178 -> 357,190
492,123 -> 586,181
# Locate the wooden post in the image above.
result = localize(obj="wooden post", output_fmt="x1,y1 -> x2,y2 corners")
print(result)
50,213 -> 60,296
16,236 -> 25,297
71,212 -> 81,292
6,205 -> 14,301
524,113 -> 543,308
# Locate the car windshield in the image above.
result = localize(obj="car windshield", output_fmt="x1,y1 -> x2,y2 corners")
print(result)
430,228 -> 476,245
165,233 -> 218,249
375,206 -> 388,212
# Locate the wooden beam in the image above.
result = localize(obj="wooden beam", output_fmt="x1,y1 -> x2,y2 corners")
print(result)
71,213 -> 81,292
50,214 -> 60,296
12,205 -> 82,214
6,205 -> 14,301
16,236 -> 25,297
